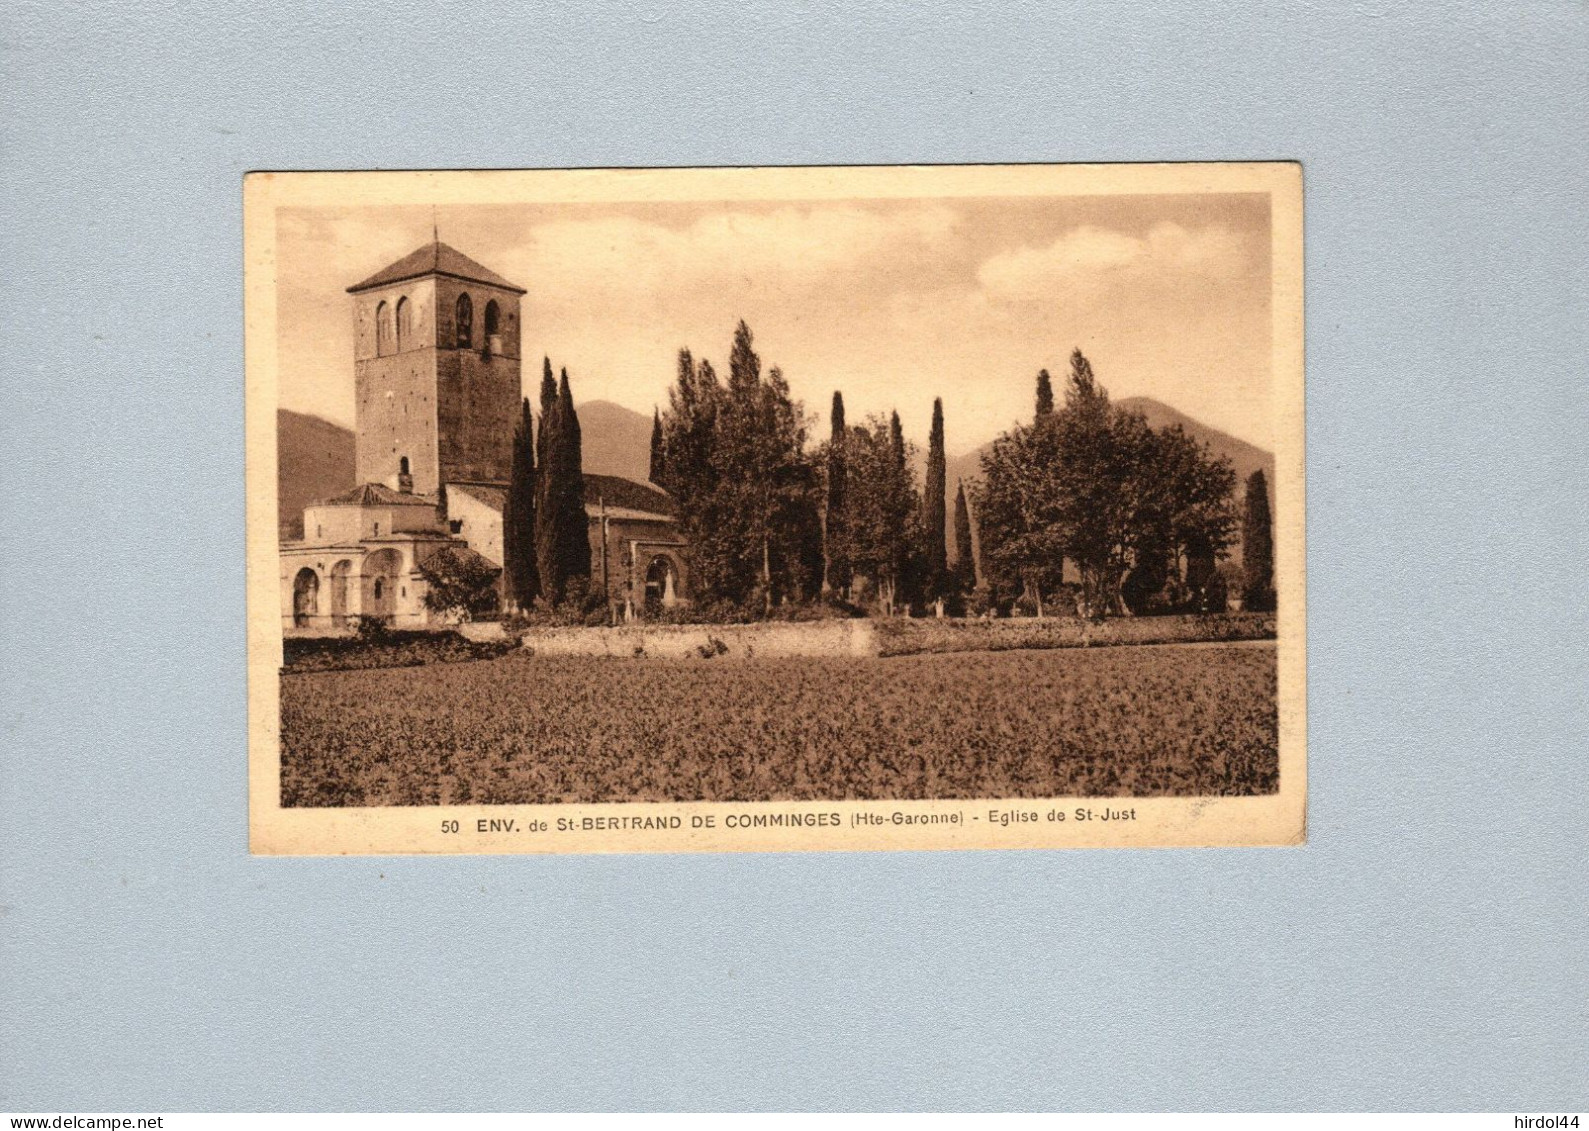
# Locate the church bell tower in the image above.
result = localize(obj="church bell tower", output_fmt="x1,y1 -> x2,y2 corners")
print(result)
346,240 -> 525,496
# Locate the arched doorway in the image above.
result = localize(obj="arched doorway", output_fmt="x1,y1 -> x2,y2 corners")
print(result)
329,559 -> 353,621
292,568 -> 320,627
644,555 -> 679,608
362,549 -> 402,620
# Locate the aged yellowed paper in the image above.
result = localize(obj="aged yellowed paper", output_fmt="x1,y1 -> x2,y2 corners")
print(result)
246,163 -> 1304,854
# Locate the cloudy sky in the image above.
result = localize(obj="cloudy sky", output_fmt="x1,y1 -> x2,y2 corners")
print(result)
275,192 -> 1273,455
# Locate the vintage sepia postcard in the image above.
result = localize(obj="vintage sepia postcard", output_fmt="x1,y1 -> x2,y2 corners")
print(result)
246,163 -> 1305,855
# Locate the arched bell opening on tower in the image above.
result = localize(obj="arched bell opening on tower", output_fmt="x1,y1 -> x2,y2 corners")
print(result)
455,292 -> 472,349
394,296 -> 412,351
375,300 -> 394,357
484,299 -> 501,358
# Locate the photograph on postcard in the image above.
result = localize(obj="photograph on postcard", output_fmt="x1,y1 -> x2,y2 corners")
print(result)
245,163 -> 1305,854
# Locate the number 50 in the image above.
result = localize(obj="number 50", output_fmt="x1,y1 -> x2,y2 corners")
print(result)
441,820 -> 459,833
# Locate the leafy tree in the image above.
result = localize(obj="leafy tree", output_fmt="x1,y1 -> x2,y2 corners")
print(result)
975,417 -> 1066,614
977,348 -> 1237,618
1156,424 -> 1238,608
1046,354 -> 1160,616
952,479 -> 976,590
660,349 -> 731,597
845,413 -> 919,614
922,397 -> 949,605
648,407 -> 665,484
503,397 -> 539,609
659,323 -> 820,610
1241,469 -> 1276,612
418,546 -> 500,620
659,349 -> 718,509
1035,368 -> 1054,417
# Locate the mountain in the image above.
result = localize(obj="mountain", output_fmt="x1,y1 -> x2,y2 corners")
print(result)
277,410 -> 355,540
574,399 -> 657,483
276,400 -> 659,540
944,397 -> 1274,497
940,397 -> 1275,567
1114,397 -> 1275,495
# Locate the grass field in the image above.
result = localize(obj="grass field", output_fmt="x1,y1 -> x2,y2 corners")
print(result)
279,643 -> 1278,807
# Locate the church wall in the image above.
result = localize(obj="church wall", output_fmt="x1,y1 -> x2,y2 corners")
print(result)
445,490 -> 504,568
299,502 -> 440,545
299,504 -> 365,545
280,538 -> 448,632
588,514 -> 689,609
435,347 -> 516,486
354,277 -> 441,494
389,502 -> 443,534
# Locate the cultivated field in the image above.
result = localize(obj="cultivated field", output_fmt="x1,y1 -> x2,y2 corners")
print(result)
279,644 -> 1278,807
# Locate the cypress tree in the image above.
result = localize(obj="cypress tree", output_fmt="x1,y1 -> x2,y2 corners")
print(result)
888,410 -> 910,610
1241,469 -> 1275,612
1035,368 -> 1055,417
504,397 -> 539,609
728,319 -> 760,392
536,357 -> 557,467
826,391 -> 850,594
556,367 -> 593,588
648,407 -> 665,484
953,479 -> 975,590
923,397 -> 948,594
533,364 -> 564,604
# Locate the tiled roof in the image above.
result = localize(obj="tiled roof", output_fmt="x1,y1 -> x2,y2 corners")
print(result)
448,475 -> 676,519
583,474 -> 676,516
417,542 -> 500,574
311,482 -> 440,508
448,483 -> 507,511
591,505 -> 679,524
347,241 -> 526,295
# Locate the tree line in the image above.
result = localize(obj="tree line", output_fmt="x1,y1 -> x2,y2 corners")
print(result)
976,349 -> 1273,617
654,322 -> 1275,619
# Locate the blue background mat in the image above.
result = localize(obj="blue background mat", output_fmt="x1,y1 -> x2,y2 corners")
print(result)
2,1 -> 1585,1111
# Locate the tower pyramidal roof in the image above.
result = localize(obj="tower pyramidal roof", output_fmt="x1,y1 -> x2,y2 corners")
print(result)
346,240 -> 526,295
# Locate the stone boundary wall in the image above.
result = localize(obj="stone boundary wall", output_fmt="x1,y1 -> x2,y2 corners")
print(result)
514,613 -> 1275,659
457,621 -> 508,642
518,620 -> 879,659
874,612 -> 1277,656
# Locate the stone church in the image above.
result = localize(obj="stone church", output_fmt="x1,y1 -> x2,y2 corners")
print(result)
279,240 -> 688,631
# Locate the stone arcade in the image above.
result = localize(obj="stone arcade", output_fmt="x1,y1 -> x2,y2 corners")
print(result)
279,240 -> 688,631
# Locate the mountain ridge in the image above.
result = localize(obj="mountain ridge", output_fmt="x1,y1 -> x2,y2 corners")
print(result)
278,397 -> 1273,540
944,396 -> 1274,497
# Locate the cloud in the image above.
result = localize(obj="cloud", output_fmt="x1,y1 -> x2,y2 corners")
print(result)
975,221 -> 1258,302
507,203 -> 963,298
